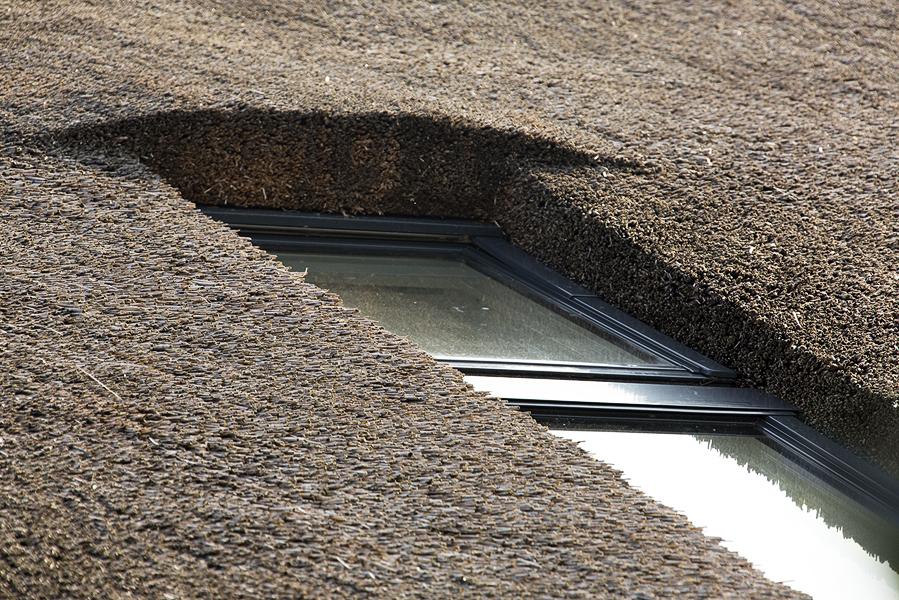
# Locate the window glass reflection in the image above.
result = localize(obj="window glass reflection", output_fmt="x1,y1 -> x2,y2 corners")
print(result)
275,251 -> 665,367
551,429 -> 899,600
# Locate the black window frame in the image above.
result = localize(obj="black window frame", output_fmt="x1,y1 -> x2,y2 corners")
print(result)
205,207 -> 734,382
202,205 -> 899,537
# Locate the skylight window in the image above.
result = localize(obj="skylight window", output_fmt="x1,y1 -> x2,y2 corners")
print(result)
275,251 -> 665,367
551,426 -> 899,600
204,206 -> 899,600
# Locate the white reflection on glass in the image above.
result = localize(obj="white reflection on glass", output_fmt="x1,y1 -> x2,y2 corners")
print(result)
551,430 -> 899,600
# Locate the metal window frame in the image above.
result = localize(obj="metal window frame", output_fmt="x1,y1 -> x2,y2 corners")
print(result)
202,205 -> 899,530
204,206 -> 734,382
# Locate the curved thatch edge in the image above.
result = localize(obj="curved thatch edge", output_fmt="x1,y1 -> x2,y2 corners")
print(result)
497,170 -> 899,476
49,107 -> 899,477
52,107 -> 640,217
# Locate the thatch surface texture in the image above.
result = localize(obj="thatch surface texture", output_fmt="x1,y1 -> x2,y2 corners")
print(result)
2,0 -> 895,596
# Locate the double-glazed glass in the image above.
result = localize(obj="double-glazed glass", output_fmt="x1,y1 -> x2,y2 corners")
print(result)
551,427 -> 899,600
274,251 -> 666,367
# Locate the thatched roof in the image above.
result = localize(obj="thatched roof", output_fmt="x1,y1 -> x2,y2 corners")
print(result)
2,0 -> 895,596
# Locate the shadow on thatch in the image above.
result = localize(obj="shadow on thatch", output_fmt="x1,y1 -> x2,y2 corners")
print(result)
52,108 -> 639,218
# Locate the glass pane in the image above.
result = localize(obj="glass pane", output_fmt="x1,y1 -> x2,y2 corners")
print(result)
273,251 -> 667,367
551,428 -> 899,600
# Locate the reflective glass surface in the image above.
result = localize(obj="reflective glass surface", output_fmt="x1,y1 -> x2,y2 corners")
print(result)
551,428 -> 899,600
274,251 -> 666,366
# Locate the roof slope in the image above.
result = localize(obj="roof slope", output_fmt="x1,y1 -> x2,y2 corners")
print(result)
5,0 -> 894,472
0,150 -> 800,597
0,0 -> 895,595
